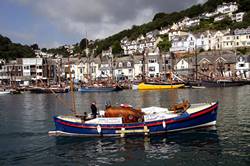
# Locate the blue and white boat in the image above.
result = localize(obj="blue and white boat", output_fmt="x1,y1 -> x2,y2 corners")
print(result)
49,101 -> 218,137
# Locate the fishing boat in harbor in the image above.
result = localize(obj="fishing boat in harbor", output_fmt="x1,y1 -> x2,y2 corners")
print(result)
49,100 -> 218,137
78,85 -> 123,92
201,79 -> 245,87
29,85 -> 70,93
135,82 -> 185,90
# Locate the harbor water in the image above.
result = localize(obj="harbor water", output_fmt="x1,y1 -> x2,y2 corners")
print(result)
0,86 -> 249,165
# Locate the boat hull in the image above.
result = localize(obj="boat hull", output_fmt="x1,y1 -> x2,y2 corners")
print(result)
201,80 -> 245,87
51,102 -> 218,137
78,86 -> 122,92
30,87 -> 69,93
137,83 -> 185,90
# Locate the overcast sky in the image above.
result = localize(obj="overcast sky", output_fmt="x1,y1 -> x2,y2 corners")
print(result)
0,0 -> 206,48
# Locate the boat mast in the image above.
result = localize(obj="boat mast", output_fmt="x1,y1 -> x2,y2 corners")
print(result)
195,46 -> 198,81
68,57 -> 77,115
142,48 -> 147,82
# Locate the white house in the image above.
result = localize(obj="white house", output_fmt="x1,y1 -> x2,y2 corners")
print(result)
170,35 -> 189,53
168,30 -> 188,41
147,52 -> 160,77
234,27 -> 250,48
214,15 -> 226,22
22,58 -> 43,79
159,27 -> 170,35
216,2 -> 238,14
133,55 -> 144,78
234,12 -> 245,22
114,56 -> 134,80
222,33 -> 235,49
236,55 -> 250,79
179,17 -> 200,28
170,33 -> 197,53
176,59 -> 189,70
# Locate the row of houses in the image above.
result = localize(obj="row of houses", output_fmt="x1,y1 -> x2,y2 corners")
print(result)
117,2 -> 245,57
1,51 -> 249,85
121,26 -> 250,57
170,27 -> 250,53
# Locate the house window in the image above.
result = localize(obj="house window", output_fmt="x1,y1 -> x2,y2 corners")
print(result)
129,69 -> 132,74
149,67 -> 155,71
118,62 -> 123,67
80,68 -> 83,74
148,59 -> 156,63
239,64 -> 245,67
118,70 -> 122,74
91,67 -> 96,73
24,66 -> 30,70
127,62 -> 131,67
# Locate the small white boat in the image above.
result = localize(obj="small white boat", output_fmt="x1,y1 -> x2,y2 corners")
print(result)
0,89 -> 10,95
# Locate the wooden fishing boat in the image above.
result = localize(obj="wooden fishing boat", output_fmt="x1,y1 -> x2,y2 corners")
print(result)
78,85 -> 123,92
49,101 -> 218,137
201,80 -> 245,87
29,86 -> 69,93
136,82 -> 185,90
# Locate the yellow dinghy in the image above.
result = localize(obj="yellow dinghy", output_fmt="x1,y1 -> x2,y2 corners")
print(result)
137,82 -> 185,90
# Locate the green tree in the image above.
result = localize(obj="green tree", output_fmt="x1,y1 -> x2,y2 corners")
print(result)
79,38 -> 89,50
157,37 -> 171,53
30,43 -> 39,50
112,41 -> 122,54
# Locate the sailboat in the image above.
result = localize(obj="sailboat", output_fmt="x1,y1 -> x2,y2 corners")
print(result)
78,47 -> 123,92
134,50 -> 184,90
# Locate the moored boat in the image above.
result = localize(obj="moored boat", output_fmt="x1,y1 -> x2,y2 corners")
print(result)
78,85 -> 123,92
201,80 -> 245,87
0,89 -> 10,95
136,82 -> 185,90
29,86 -> 69,93
49,101 -> 218,137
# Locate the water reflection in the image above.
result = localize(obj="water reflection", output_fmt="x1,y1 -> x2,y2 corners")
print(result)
0,86 -> 250,165
52,128 -> 219,165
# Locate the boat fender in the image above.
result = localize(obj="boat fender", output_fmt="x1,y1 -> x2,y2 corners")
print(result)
128,115 -> 133,120
97,125 -> 102,134
162,121 -> 166,129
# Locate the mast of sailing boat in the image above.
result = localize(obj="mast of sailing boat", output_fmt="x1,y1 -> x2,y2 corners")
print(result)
142,48 -> 147,83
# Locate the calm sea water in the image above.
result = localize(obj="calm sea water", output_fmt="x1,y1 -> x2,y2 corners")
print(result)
0,86 -> 249,165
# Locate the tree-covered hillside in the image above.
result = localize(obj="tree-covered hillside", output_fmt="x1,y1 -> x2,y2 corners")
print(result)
0,35 -> 35,60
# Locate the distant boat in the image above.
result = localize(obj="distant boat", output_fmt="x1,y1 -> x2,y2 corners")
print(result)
135,82 -> 185,90
0,89 -> 10,95
78,85 -> 123,92
29,86 -> 70,93
201,80 -> 245,87
49,101 -> 219,137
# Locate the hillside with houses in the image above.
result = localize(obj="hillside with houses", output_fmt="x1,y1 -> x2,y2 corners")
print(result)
1,0 -> 250,86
